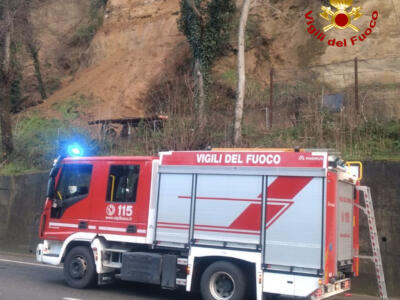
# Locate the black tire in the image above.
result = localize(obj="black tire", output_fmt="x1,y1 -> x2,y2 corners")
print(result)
200,261 -> 247,300
63,246 -> 96,289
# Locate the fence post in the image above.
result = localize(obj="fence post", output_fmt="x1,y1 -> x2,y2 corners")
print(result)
269,68 -> 274,129
355,57 -> 359,114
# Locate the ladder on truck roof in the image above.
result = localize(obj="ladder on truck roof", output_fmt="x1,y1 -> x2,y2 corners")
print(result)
356,186 -> 387,300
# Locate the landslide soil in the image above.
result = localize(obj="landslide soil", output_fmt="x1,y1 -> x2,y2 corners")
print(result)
29,0 -> 187,124
23,0 -> 400,124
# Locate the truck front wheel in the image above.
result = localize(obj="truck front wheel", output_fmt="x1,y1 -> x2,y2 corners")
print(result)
63,246 -> 96,289
200,261 -> 247,300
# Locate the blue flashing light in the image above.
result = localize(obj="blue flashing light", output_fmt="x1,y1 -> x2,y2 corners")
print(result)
67,143 -> 84,157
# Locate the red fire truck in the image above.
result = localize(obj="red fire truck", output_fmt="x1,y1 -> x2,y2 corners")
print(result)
36,149 -> 360,300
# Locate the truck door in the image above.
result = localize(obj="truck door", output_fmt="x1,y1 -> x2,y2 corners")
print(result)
264,176 -> 324,271
46,162 -> 94,240
91,160 -> 151,241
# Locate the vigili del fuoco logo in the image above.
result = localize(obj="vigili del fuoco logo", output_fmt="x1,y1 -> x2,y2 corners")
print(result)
305,0 -> 378,47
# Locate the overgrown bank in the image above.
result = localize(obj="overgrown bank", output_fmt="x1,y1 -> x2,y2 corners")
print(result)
1,75 -> 399,175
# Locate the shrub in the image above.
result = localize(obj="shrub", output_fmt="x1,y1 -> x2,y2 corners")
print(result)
70,0 -> 107,46
51,95 -> 91,120
10,116 -> 98,170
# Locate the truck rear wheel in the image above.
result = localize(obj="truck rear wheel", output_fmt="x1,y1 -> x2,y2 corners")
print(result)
63,246 -> 96,289
200,261 -> 247,300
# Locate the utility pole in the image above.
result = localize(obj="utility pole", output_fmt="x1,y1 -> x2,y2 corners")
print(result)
355,57 -> 359,114
269,68 -> 274,129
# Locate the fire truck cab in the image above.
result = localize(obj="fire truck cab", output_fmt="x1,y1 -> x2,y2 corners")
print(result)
37,150 -> 360,300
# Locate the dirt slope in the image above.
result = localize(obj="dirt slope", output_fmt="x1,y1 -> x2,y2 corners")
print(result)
28,0 -> 399,121
34,0 -> 186,121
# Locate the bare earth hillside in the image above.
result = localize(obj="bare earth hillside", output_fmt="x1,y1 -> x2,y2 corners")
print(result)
27,0 -> 399,121
33,0 -> 186,121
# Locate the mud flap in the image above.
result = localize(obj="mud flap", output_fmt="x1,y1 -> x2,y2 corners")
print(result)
161,254 -> 177,289
121,252 -> 162,284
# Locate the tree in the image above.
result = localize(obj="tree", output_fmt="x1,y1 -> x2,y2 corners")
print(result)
233,0 -> 250,145
18,0 -> 47,100
178,0 -> 235,128
26,39 -> 47,100
0,0 -> 17,157
0,0 -> 47,157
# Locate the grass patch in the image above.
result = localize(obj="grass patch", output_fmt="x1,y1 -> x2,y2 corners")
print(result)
8,116 -> 98,170
359,82 -> 399,91
51,95 -> 91,120
0,162 -> 41,176
221,68 -> 237,88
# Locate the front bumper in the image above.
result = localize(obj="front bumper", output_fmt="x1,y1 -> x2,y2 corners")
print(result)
36,243 -> 44,263
36,241 -> 63,265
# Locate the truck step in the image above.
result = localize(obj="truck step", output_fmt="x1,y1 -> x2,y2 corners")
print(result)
98,273 -> 115,285
176,278 -> 187,286
104,248 -> 129,253
177,258 -> 188,265
103,261 -> 122,268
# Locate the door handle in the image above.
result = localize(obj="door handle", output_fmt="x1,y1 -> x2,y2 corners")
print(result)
78,221 -> 88,229
126,225 -> 137,233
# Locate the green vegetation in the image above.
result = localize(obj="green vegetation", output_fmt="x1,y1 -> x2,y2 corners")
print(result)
178,0 -> 235,71
70,0 -> 108,46
1,75 -> 398,175
51,94 -> 91,120
0,161 -> 41,176
178,0 -> 236,102
0,110 -> 97,175
10,116 -> 96,170
47,78 -> 61,95
0,94 -> 96,173
10,78 -> 22,111
140,74 -> 400,162
106,69 -> 392,161
1,63 -> 398,177
221,68 -> 237,87
252,119 -> 400,161
341,120 -> 400,160
72,24 -> 101,46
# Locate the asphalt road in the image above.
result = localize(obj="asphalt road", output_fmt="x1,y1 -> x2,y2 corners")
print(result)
0,252 -> 389,300
0,252 -> 200,300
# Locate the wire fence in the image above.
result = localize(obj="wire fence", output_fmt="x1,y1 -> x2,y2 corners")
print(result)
86,55 -> 400,159
244,56 -> 400,130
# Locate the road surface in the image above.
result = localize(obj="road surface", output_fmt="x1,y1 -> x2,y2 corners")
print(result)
0,252 -> 388,300
0,252 -> 200,300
